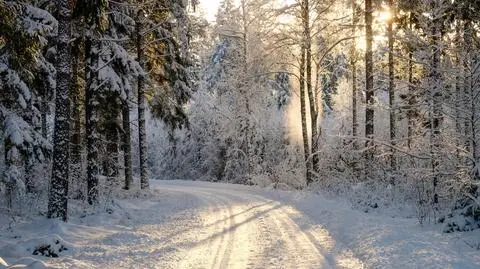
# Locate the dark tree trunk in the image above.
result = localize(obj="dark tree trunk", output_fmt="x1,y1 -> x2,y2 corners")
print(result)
364,0 -> 374,178
136,11 -> 149,189
351,0 -> 358,151
407,12 -> 415,150
70,42 -> 83,167
387,0 -> 396,179
429,1 -> 442,210
40,96 -> 48,139
85,38 -> 100,205
103,100 -> 120,185
463,21 -> 473,161
24,101 -> 35,194
122,100 -> 133,190
454,21 -> 462,160
48,0 -> 72,221
242,0 -> 253,181
70,36 -> 84,199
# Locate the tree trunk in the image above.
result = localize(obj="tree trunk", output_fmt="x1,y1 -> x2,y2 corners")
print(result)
24,100 -> 35,194
70,46 -> 82,166
240,0 -> 253,181
429,1 -> 442,210
300,45 -> 312,185
303,0 -> 318,180
105,105 -> 120,184
364,0 -> 374,178
40,96 -> 48,139
47,0 -> 72,221
70,36 -> 84,199
407,12 -> 415,150
454,21 -> 462,160
136,11 -> 149,189
85,38 -> 100,205
463,21 -> 473,161
351,0 -> 358,151
387,0 -> 396,179
122,100 -> 133,190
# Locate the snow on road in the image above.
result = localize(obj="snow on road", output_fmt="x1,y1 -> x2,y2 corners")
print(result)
1,180 -> 479,268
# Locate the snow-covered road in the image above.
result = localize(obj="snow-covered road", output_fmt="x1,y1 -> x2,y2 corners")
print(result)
158,182 -> 349,269
1,180 -> 479,268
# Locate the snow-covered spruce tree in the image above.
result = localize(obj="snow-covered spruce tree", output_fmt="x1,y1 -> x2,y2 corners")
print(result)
100,1 -> 142,191
74,0 -> 142,204
137,0 -> 198,182
271,72 -> 292,110
74,0 -> 107,205
0,1 -> 56,213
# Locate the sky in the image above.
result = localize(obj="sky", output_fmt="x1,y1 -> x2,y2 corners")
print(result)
199,0 -> 221,22
197,0 -> 296,22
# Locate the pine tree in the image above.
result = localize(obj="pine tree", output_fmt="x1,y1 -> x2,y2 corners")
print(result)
47,0 -> 73,220
387,0 -> 397,177
136,8 -> 148,189
364,0 -> 375,179
1,0 -> 55,211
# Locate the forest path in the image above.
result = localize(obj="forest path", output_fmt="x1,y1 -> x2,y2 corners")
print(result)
153,181 -> 358,269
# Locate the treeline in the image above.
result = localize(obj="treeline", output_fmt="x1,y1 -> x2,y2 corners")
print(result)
0,0 -> 199,220
151,0 -> 480,230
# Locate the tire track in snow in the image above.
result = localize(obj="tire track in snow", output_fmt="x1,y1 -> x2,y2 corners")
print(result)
161,187 -> 249,269
154,182 -> 356,269
186,187 -> 331,268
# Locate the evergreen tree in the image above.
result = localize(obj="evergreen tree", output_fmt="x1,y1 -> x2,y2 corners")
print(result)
47,0 -> 73,221
1,0 -> 55,211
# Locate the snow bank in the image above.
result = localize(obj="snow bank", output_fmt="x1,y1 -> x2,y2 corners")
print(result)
0,234 -> 72,258
0,257 -> 51,269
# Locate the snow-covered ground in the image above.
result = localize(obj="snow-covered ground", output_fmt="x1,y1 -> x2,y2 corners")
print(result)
1,180 -> 479,268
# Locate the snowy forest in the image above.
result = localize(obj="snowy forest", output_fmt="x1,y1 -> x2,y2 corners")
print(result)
1,0 -> 480,267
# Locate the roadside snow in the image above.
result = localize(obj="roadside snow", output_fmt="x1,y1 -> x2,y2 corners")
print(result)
0,180 -> 479,268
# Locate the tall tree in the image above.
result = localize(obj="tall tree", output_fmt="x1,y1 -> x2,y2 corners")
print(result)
47,0 -> 72,220
122,98 -> 133,190
299,21 -> 311,185
350,0 -> 359,151
1,1 -> 55,210
303,0 -> 319,182
74,0 -> 108,205
428,0 -> 443,212
387,0 -> 397,177
364,0 -> 374,179
136,8 -> 149,189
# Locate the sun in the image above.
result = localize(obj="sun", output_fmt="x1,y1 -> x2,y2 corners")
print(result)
377,9 -> 392,23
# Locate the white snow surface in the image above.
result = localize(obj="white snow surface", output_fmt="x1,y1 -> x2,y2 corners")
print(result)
1,180 -> 479,268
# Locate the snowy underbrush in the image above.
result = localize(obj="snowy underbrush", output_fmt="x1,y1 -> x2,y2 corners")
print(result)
0,179 -> 154,268
0,180 -> 49,230
0,219 -> 75,269
313,172 -> 418,218
442,190 -> 480,234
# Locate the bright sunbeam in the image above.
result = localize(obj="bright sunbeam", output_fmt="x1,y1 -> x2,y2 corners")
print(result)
377,9 -> 392,23
199,0 -> 221,22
